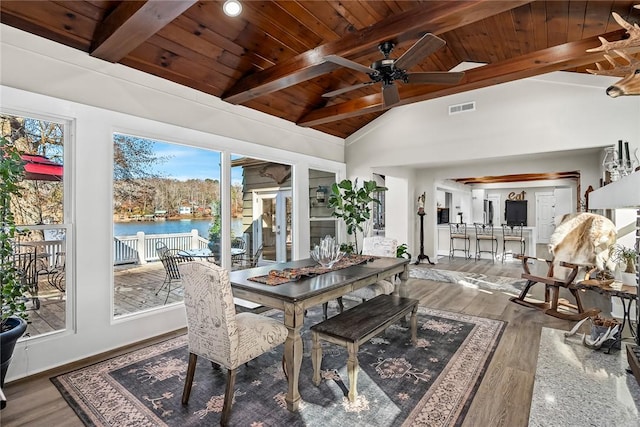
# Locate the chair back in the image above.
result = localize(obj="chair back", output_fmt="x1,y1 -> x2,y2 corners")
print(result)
231,237 -> 246,251
156,241 -> 181,280
474,223 -> 495,238
362,236 -> 397,257
449,223 -> 468,237
250,244 -> 264,267
178,260 -> 239,368
13,251 -> 37,286
502,223 -> 524,240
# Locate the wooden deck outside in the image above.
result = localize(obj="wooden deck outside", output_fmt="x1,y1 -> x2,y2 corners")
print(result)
25,261 -> 189,336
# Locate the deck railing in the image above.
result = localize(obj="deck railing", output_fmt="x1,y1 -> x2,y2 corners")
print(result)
114,229 -> 209,265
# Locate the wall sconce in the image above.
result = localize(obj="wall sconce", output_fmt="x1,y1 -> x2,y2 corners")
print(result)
316,186 -> 327,204
223,0 -> 242,17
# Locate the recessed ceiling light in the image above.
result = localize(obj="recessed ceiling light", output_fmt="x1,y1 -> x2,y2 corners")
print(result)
223,0 -> 242,17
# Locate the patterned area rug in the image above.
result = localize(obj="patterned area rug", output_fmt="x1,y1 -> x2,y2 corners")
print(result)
51,306 -> 504,427
410,266 -> 527,294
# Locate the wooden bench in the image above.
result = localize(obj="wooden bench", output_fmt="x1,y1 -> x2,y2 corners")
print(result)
310,294 -> 419,402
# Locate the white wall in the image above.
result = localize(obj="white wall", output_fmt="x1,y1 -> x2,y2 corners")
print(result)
1,25 -> 346,381
346,70 -> 640,261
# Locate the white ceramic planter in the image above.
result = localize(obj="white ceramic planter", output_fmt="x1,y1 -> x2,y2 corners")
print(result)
621,271 -> 638,287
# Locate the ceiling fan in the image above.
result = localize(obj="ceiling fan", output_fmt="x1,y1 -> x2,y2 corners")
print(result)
322,33 -> 465,108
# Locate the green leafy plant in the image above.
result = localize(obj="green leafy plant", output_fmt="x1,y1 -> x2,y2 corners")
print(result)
327,179 -> 387,254
340,242 -> 355,255
396,243 -> 412,260
1,136 -> 30,331
610,244 -> 638,274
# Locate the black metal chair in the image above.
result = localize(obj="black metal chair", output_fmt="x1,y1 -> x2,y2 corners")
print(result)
241,244 -> 263,269
449,223 -> 470,259
231,237 -> 246,267
12,250 -> 41,309
155,241 -> 192,304
474,223 -> 497,263
501,223 -> 525,262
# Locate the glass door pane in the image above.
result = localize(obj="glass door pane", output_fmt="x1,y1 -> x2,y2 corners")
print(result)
255,190 -> 291,262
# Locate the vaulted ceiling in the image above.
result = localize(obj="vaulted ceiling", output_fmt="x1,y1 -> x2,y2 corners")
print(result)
1,1 -> 639,139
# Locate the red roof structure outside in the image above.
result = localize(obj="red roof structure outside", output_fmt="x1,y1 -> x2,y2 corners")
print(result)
21,154 -> 63,181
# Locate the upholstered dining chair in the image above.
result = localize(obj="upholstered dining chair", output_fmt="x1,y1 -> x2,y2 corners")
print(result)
322,236 -> 398,320
178,260 -> 288,426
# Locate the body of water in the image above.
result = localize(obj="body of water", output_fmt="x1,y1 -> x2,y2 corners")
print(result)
114,218 -> 245,238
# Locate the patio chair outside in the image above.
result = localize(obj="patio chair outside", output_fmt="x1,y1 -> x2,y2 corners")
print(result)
231,237 -> 246,267
241,244 -> 263,269
155,241 -> 192,304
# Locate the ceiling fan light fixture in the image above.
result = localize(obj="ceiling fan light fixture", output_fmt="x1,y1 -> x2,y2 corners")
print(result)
223,0 -> 242,17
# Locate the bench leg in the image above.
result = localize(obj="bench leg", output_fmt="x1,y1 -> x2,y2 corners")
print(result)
311,332 -> 322,386
410,305 -> 418,345
347,342 -> 359,402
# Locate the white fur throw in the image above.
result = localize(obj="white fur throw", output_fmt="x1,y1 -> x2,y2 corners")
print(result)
548,212 -> 617,272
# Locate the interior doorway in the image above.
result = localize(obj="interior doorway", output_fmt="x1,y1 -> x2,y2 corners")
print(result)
536,192 -> 556,243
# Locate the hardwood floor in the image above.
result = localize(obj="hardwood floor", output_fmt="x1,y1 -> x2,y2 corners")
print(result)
0,255 -> 609,426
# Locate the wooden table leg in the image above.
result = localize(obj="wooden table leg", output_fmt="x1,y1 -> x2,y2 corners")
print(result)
311,331 -> 322,386
399,263 -> 409,281
283,302 -> 304,411
347,341 -> 359,402
410,304 -> 418,345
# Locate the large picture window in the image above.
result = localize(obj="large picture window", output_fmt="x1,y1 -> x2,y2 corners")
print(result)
112,134 -> 221,317
1,113 -> 69,338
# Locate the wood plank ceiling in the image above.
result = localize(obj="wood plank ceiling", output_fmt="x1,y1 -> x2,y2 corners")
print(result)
1,1 -> 639,139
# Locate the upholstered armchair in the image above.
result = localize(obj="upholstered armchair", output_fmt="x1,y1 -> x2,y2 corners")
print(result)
349,236 -> 398,298
178,260 -> 288,426
322,236 -> 398,319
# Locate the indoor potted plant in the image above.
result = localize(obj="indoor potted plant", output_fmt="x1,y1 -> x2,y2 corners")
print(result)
327,178 -> 387,254
610,243 -> 638,286
1,136 -> 29,391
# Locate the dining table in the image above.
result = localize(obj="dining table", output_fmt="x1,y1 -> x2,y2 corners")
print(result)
228,256 -> 410,412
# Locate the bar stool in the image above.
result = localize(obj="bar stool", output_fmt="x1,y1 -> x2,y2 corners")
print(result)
449,223 -> 470,259
501,223 -> 525,262
474,223 -> 497,262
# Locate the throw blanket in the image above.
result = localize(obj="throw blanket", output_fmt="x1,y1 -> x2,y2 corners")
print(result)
549,212 -> 617,272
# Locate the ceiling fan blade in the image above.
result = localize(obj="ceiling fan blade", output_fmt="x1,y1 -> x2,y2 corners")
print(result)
322,81 -> 375,98
405,71 -> 465,85
382,84 -> 400,108
324,55 -> 376,75
394,33 -> 446,71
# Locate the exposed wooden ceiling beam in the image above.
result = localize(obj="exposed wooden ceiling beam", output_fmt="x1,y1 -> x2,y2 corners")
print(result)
91,0 -> 197,62
222,0 -> 532,105
297,30 -> 629,127
454,171 -> 581,185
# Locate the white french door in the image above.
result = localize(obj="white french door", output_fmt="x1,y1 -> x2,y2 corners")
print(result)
536,193 -> 556,243
254,190 -> 292,262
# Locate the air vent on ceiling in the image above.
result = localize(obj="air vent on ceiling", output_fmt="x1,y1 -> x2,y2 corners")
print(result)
448,101 -> 475,115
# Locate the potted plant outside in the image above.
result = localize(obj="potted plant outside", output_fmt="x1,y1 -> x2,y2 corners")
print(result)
207,201 -> 222,261
1,136 -> 30,391
327,178 -> 387,254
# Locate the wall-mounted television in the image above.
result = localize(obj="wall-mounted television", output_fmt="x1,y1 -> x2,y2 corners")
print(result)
505,200 -> 527,226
